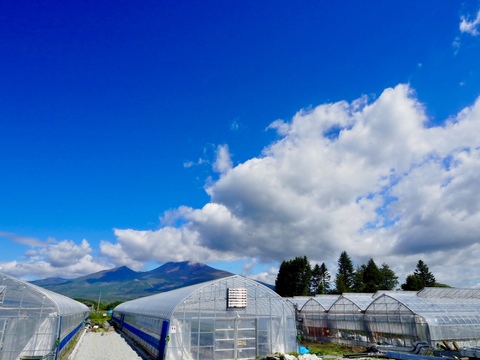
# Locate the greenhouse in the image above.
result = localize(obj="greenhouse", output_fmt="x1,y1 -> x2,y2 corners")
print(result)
365,291 -> 480,348
112,275 -> 297,360
0,272 -> 89,360
326,293 -> 373,344
296,288 -> 480,348
298,295 -> 339,342
284,296 -> 311,312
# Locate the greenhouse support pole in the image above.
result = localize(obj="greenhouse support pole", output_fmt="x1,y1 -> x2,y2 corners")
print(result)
157,320 -> 170,360
54,315 -> 62,360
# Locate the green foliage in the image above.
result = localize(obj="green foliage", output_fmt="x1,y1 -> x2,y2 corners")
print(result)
362,258 -> 382,292
379,263 -> 399,290
401,260 -> 436,291
275,256 -> 312,297
275,253 -> 445,297
89,311 -> 112,326
434,282 -> 452,288
335,251 -> 355,293
352,265 -> 366,293
402,274 -> 424,291
335,275 -> 348,294
302,342 -> 363,356
351,261 -> 398,293
74,298 -> 123,311
311,262 -> 331,295
106,300 -> 124,309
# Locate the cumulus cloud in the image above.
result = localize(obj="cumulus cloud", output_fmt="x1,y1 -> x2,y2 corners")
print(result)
249,266 -> 279,285
460,10 -> 480,36
0,238 -> 108,279
99,225 -> 237,268
5,84 -> 480,286
95,84 -> 480,287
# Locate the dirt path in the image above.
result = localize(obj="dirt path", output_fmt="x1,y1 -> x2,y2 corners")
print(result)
70,331 -> 147,360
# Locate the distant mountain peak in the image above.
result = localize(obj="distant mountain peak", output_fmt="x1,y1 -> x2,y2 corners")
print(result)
30,261 -> 233,302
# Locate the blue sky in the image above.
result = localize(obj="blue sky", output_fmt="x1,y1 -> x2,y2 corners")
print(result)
1,1 -> 480,287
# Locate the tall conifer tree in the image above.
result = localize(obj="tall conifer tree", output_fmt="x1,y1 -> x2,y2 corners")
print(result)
275,256 -> 312,296
335,251 -> 355,293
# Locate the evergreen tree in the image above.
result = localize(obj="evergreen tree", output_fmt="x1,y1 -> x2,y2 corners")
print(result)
275,256 -> 312,297
414,260 -> 436,286
335,275 -> 347,294
379,263 -> 399,290
401,274 -> 424,291
318,262 -> 331,294
275,260 -> 294,296
335,251 -> 355,293
352,265 -> 366,293
311,262 -> 331,295
401,260 -> 436,291
311,264 -> 322,295
362,258 -> 382,293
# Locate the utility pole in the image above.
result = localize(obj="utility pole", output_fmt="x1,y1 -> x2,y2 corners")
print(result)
97,292 -> 101,312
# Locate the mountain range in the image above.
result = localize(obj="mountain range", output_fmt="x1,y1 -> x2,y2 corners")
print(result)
31,261 -> 233,303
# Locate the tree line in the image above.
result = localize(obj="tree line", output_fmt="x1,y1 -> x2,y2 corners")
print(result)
275,251 -> 444,297
74,298 -> 123,311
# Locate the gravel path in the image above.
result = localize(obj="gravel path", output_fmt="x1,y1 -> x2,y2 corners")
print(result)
70,330 -> 147,360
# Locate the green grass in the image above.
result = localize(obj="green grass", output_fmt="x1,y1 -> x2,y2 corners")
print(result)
298,342 -> 365,356
89,311 -> 112,326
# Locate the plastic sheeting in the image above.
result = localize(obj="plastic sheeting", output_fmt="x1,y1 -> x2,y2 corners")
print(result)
114,275 -> 297,360
0,272 -> 89,360
298,288 -> 480,348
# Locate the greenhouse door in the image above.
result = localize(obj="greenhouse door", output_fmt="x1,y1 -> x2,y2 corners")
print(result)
215,318 -> 257,360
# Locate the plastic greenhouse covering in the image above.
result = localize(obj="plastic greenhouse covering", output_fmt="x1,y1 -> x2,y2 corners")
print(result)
113,275 -> 297,360
297,288 -> 480,348
285,297 -> 311,311
0,272 -> 89,360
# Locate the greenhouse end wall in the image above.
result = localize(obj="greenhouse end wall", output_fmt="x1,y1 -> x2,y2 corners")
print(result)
0,273 -> 89,360
113,275 -> 297,360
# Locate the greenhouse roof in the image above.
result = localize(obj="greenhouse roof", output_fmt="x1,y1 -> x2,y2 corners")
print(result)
366,292 -> 480,324
300,297 -> 329,312
114,277 -> 216,319
418,287 -> 480,299
0,272 -> 88,316
285,296 -> 311,310
314,294 -> 340,310
114,275 -> 287,320
329,293 -> 374,312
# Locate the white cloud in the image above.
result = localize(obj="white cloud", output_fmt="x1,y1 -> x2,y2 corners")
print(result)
249,266 -> 279,285
42,239 -> 92,267
0,239 -> 108,279
4,84 -> 480,288
213,144 -> 233,174
460,10 -> 480,36
99,225 -> 236,266
0,231 -> 49,247
95,83 -> 480,287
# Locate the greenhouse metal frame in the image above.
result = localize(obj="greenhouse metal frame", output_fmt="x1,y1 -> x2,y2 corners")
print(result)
113,275 -> 297,360
298,295 -> 340,342
0,272 -> 89,360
